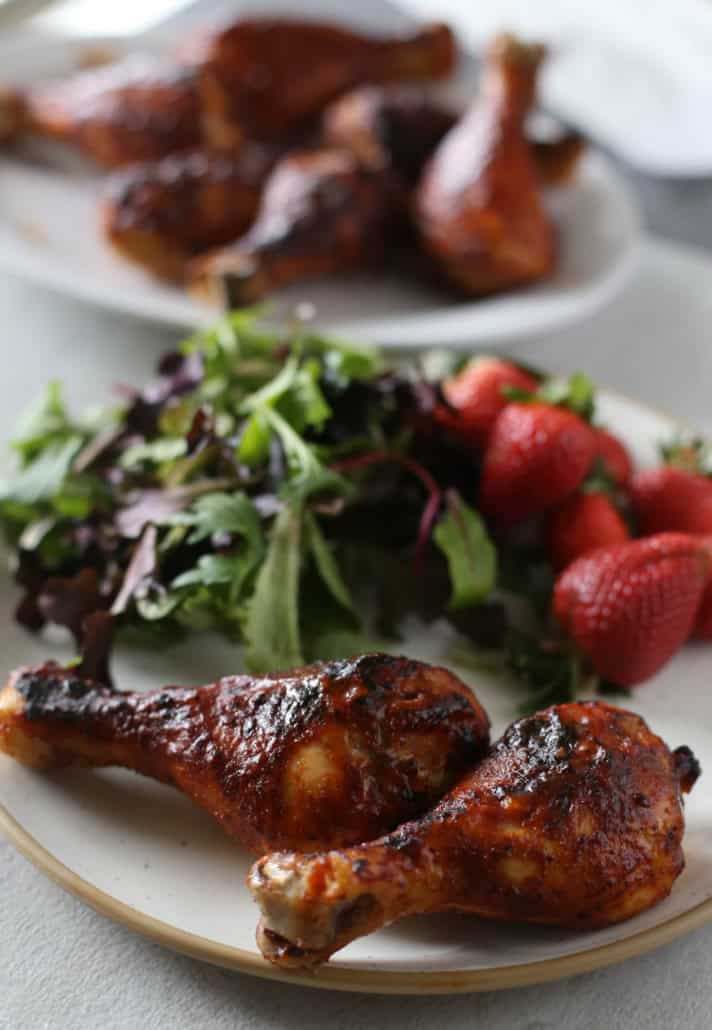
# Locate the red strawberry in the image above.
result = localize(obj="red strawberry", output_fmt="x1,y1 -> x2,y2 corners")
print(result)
553,532 -> 709,685
546,491 -> 630,570
478,402 -> 596,527
631,466 -> 712,535
594,428 -> 633,486
692,538 -> 712,639
439,357 -> 538,449
694,583 -> 712,639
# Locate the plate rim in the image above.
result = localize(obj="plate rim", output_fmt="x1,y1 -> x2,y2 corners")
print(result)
0,385 -> 707,994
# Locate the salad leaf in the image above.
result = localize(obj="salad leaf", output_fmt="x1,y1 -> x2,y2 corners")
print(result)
263,408 -> 349,502
323,343 -> 383,384
172,536 -> 263,597
112,526 -> 158,614
239,353 -> 301,412
243,501 -> 304,672
116,485 -> 212,539
172,554 -> 246,588
433,490 -> 497,609
170,491 -> 263,547
237,411 -> 272,467
304,512 -> 355,613
12,381 -> 79,463
505,629 -> 581,714
279,360 -> 332,432
120,437 -> 187,469
0,436 -> 83,506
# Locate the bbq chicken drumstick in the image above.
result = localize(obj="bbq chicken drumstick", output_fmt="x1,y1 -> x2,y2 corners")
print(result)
0,654 -> 489,855
415,34 -> 557,295
190,148 -> 398,304
323,85 -> 585,189
20,19 -> 454,166
250,701 -> 699,967
24,55 -> 204,168
101,144 -> 280,281
322,86 -> 457,184
180,18 -> 456,149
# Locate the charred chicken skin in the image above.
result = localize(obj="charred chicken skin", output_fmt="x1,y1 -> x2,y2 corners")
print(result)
0,654 -> 489,855
250,701 -> 699,967
101,144 -> 280,281
321,85 -> 457,184
322,85 -> 585,188
190,148 -> 399,305
180,18 -> 456,150
24,55 -> 204,168
415,34 -> 557,295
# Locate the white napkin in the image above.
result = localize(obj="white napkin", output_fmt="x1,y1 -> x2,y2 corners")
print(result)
405,0 -> 712,177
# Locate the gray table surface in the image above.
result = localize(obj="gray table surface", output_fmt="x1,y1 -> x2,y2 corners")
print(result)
2,169 -> 712,1029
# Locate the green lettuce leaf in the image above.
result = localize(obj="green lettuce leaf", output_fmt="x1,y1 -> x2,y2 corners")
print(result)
0,436 -> 83,506
170,491 -> 263,547
263,408 -> 349,502
243,501 -> 304,672
304,511 -> 354,613
237,410 -> 272,467
433,490 -> 497,609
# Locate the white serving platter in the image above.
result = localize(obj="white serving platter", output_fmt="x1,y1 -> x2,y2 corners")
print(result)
0,22 -> 640,346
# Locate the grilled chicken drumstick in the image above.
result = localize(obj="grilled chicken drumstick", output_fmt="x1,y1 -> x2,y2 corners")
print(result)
190,148 -> 398,305
24,55 -> 204,168
101,144 -> 280,281
101,88 -> 583,284
180,18 -> 456,150
250,701 -> 699,967
0,654 -> 489,855
21,19 -> 454,166
415,34 -> 557,295
322,85 -> 457,184
322,85 -> 585,188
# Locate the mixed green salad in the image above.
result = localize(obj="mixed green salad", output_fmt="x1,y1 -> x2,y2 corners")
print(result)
0,311 -> 606,709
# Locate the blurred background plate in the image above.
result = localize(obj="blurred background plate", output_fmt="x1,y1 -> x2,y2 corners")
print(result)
0,18 -> 640,347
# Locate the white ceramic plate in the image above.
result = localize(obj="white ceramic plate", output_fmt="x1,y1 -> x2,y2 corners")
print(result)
0,24 -> 640,346
0,389 -> 711,994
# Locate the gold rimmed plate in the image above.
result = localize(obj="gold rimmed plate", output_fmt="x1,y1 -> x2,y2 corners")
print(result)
1,389 -> 712,993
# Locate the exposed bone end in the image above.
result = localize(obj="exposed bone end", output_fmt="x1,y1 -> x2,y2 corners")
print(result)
0,683 -> 57,769
248,851 -> 378,968
255,921 -> 331,970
